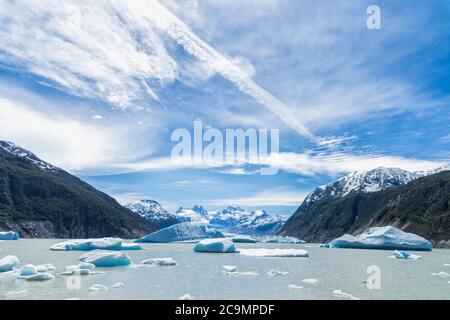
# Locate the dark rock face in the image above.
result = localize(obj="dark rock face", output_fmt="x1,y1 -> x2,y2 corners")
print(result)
279,171 -> 450,248
0,141 -> 158,238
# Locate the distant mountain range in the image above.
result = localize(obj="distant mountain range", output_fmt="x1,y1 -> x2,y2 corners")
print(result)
279,167 -> 450,248
125,200 -> 180,228
0,141 -> 157,238
126,202 -> 285,235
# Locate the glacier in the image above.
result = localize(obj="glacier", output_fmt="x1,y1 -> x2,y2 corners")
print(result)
135,222 -> 224,243
328,226 -> 432,251
79,250 -> 132,267
239,248 -> 309,257
193,238 -> 237,253
49,238 -> 142,251
0,255 -> 20,273
0,231 -> 20,240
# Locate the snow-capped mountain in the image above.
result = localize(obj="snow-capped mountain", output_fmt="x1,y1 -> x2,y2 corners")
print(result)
302,167 -> 420,209
208,205 -> 286,235
175,205 -> 209,223
125,200 -> 179,228
0,140 -> 59,172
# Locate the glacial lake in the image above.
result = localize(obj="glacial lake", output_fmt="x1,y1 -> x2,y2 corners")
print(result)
1,239 -> 450,300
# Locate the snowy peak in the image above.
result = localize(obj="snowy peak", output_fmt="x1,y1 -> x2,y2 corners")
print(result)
175,205 -> 209,223
0,140 -> 59,172
125,200 -> 179,228
303,167 -> 420,208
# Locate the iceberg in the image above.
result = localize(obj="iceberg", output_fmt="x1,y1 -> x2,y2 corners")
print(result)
302,278 -> 319,285
49,238 -> 142,251
262,236 -> 305,244
0,231 -> 19,240
0,255 -> 20,273
136,222 -> 224,243
193,238 -> 237,253
60,262 -> 98,276
230,235 -> 257,243
239,248 -> 309,258
79,250 -> 132,267
333,289 -> 360,300
328,226 -> 432,251
111,282 -> 125,289
18,264 -> 55,281
392,250 -> 421,260
266,269 -> 290,277
141,258 -> 177,266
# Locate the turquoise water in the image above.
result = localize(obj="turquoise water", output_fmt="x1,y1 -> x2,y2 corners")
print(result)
1,240 -> 450,300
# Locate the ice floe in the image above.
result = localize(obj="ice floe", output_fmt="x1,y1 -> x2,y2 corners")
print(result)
431,272 -> 450,277
111,282 -> 125,288
319,244 -> 334,248
59,262 -> 101,276
266,269 -> 289,277
79,250 -> 131,267
49,238 -> 142,251
239,248 -> 309,258
141,258 -> 177,266
328,226 -> 432,251
88,284 -> 108,291
288,284 -> 303,289
333,289 -> 360,300
262,236 -> 305,244
179,294 -> 194,300
223,265 -> 237,273
0,255 -> 20,273
193,238 -> 237,253
18,264 -> 55,281
230,235 -> 257,243
0,231 -> 19,240
238,271 -> 259,276
302,278 -> 319,285
135,222 -> 224,243
391,250 -> 421,260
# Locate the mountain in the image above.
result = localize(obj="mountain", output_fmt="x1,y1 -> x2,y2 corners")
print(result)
208,205 -> 285,235
175,205 -> 209,223
0,141 -> 158,238
278,169 -> 450,247
125,200 -> 179,228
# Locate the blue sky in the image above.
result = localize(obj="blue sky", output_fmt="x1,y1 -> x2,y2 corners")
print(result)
0,0 -> 449,215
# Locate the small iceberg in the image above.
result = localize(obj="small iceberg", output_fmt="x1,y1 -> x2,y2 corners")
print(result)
0,255 -> 20,273
179,293 -> 194,300
79,250 -> 131,267
223,265 -> 238,273
328,226 -> 432,251
141,258 -> 177,266
392,250 -> 421,260
238,271 -> 259,276
193,238 -> 237,253
136,222 -> 224,243
320,243 -> 334,248
49,238 -> 142,251
302,278 -> 319,285
89,284 -> 108,292
59,262 -> 99,276
288,284 -> 303,290
111,282 -> 125,289
333,289 -> 360,300
0,231 -> 19,240
431,272 -> 450,278
262,236 -> 305,244
266,269 -> 289,277
231,235 -> 257,243
239,248 -> 309,258
18,264 -> 55,281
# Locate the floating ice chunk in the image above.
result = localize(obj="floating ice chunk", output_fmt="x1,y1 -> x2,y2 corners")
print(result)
79,250 -> 131,267
302,279 -> 319,285
266,269 -> 289,277
239,248 -> 309,257
392,250 -> 421,260
193,238 -> 237,253
24,273 -> 55,281
329,226 -> 432,251
136,223 -> 224,243
111,282 -> 125,288
262,236 -> 305,244
320,244 -> 334,248
0,231 -> 19,240
223,265 -> 238,272
61,262 -> 97,276
333,290 -> 360,300
35,264 -> 56,272
179,294 -> 194,300
88,284 -> 108,291
231,236 -> 257,243
18,265 -> 55,281
0,255 -> 20,273
5,290 -> 28,298
239,271 -> 259,276
431,272 -> 450,277
49,238 -> 142,251
288,284 -> 303,289
141,258 -> 177,266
